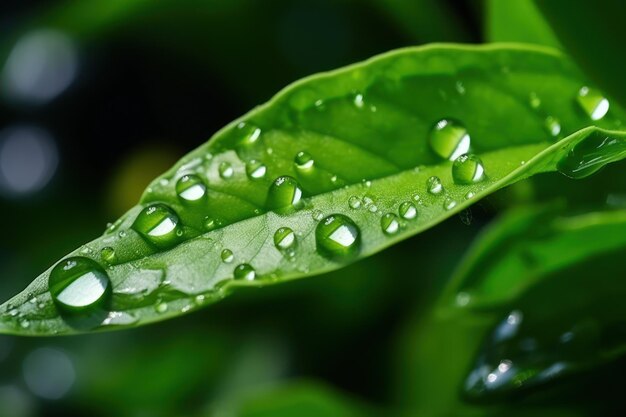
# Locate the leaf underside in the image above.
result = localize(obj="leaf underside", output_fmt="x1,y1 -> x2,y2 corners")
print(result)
2,43 -> 626,335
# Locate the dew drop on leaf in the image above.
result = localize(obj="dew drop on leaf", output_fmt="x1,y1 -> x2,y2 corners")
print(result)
443,197 -> 457,210
237,122 -> 262,145
452,154 -> 485,184
267,176 -> 303,210
221,249 -> 234,263
49,257 -> 111,314
381,213 -> 400,235
218,162 -> 234,179
245,160 -> 267,180
398,202 -> 417,220
348,196 -> 361,209
429,119 -> 471,160
155,302 -> 168,314
315,214 -> 361,260
234,263 -> 256,281
100,247 -> 115,264
273,227 -> 296,250
176,174 -> 207,202
544,116 -> 561,138
132,204 -> 181,248
294,151 -> 314,170
427,176 -> 443,194
577,86 -> 609,120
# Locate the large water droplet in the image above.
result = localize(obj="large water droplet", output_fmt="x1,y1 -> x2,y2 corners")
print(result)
266,176 -> 303,210
557,131 -> 626,179
132,204 -> 181,248
245,160 -> 267,180
381,213 -> 400,235
577,86 -> 609,120
399,202 -> 417,220
315,214 -> 361,260
452,154 -> 485,184
427,176 -> 443,194
218,162 -> 234,179
234,263 -> 256,281
274,227 -> 296,250
49,257 -> 110,313
176,174 -> 206,202
294,151 -> 314,170
429,119 -> 471,160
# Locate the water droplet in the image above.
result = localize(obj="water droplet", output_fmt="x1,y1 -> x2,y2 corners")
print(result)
413,194 -> 421,202
465,191 -> 475,200
557,131 -> 626,179
381,213 -> 400,235
102,311 -> 137,326
544,116 -> 561,137
427,176 -> 443,194
399,202 -> 417,220
444,197 -> 457,210
294,151 -> 314,170
267,176 -> 303,210
194,294 -> 205,305
348,196 -> 361,209
529,92 -> 541,109
362,180 -> 372,188
452,154 -> 485,184
237,122 -> 262,144
455,81 -> 466,95
155,302 -> 168,313
429,119 -> 471,160
176,174 -> 206,202
274,227 -> 297,256
218,162 -> 234,179
311,210 -> 324,221
221,249 -> 234,263
315,214 -> 361,260
49,257 -> 111,313
245,160 -> 267,180
100,247 -> 115,264
20,319 -> 30,329
234,264 -> 256,281
353,93 -> 364,108
577,86 -> 609,120
314,99 -> 325,110
132,204 -> 181,248
203,216 -> 219,231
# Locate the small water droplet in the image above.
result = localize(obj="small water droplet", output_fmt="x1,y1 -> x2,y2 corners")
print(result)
311,209 -> 324,221
429,119 -> 471,160
455,81 -> 466,95
294,151 -> 314,170
452,154 -> 485,184
362,180 -> 372,188
314,99 -> 325,110
381,213 -> 400,235
577,86 -> 609,120
245,160 -> 267,180
267,176 -> 303,210
315,214 -> 361,260
218,162 -> 234,179
221,249 -> 234,263
353,93 -> 364,108
413,194 -> 421,202
176,174 -> 207,202
203,216 -> 219,231
100,247 -> 115,264
465,191 -> 475,200
49,257 -> 111,314
155,302 -> 168,314
237,122 -> 262,144
544,116 -> 561,137
399,202 -> 417,220
529,92 -> 541,109
348,196 -> 361,209
132,204 -> 181,248
274,227 -> 297,256
444,197 -> 457,210
20,319 -> 30,329
427,176 -> 443,194
194,294 -> 205,304
234,264 -> 256,281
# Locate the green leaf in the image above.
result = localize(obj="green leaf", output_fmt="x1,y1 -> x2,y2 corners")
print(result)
534,0 -> 626,107
485,0 -> 561,48
396,206 -> 626,414
2,44 -> 626,336
454,208 -> 626,400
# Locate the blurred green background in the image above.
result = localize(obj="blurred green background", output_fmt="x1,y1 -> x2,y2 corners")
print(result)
1,1 -> 625,416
